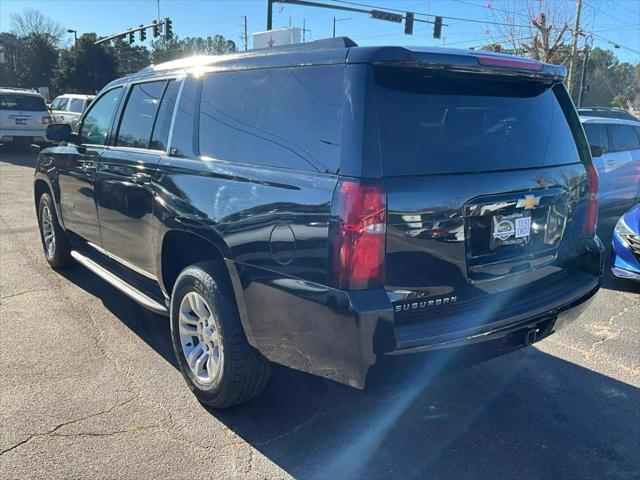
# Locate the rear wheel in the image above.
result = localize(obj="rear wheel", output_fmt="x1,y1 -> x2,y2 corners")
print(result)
37,192 -> 73,269
170,262 -> 270,408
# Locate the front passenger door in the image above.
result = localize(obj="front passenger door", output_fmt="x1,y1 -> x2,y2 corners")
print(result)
56,87 -> 123,244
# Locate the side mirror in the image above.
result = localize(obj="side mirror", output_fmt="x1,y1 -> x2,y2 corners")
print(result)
589,144 -> 603,158
46,123 -> 79,143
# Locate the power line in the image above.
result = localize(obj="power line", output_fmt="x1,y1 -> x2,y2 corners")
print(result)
327,0 -> 538,28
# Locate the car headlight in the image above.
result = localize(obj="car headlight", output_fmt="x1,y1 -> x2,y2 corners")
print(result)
614,216 -> 634,242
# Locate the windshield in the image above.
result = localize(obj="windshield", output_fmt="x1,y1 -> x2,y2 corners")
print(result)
370,67 -> 584,175
0,94 -> 47,112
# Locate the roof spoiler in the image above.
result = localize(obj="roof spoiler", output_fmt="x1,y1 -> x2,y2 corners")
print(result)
351,46 -> 566,80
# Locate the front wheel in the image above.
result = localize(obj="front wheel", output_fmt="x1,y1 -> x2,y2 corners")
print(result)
170,262 -> 271,409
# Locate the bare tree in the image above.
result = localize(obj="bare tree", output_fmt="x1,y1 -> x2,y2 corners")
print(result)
483,0 -> 573,64
10,8 -> 65,44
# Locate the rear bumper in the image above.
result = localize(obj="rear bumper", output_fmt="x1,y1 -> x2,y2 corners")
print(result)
0,128 -> 47,144
230,238 -> 603,389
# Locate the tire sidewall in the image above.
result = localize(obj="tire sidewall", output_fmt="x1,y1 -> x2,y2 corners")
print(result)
37,192 -> 60,265
170,267 -> 228,402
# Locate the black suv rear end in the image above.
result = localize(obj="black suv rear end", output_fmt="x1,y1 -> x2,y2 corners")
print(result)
36,39 -> 603,407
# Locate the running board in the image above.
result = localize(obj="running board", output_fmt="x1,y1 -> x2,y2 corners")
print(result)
70,250 -> 168,316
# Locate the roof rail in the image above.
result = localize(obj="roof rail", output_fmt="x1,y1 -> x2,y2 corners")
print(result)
0,87 -> 38,92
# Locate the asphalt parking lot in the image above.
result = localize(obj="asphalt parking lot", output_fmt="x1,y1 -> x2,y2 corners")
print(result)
0,145 -> 638,480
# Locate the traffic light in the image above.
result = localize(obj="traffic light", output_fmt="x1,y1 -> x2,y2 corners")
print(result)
152,20 -> 160,38
433,16 -> 443,39
164,17 -> 173,39
371,10 -> 403,23
139,25 -> 146,42
404,12 -> 414,35
128,31 -> 135,44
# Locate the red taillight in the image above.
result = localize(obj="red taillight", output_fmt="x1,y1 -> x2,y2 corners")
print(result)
585,162 -> 599,236
477,55 -> 543,71
329,179 -> 386,290
41,116 -> 52,125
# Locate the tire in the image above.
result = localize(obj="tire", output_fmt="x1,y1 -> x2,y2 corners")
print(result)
170,262 -> 271,408
37,192 -> 74,269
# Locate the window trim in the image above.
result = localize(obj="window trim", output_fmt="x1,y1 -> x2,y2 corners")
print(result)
110,76 -> 181,154
607,123 -> 640,153
78,86 -> 125,147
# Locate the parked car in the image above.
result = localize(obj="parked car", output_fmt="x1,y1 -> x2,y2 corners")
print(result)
611,204 -> 640,282
49,94 -> 95,130
0,87 -> 52,147
577,107 -> 639,123
580,117 -> 640,213
34,38 -> 604,408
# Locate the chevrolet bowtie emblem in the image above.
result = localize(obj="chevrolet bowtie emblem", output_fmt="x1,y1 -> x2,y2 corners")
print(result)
517,195 -> 540,210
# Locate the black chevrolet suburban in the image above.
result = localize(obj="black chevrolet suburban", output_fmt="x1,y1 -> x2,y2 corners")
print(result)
35,38 -> 604,408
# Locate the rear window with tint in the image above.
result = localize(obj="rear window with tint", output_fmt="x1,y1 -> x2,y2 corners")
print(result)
198,65 -> 343,173
0,94 -> 47,112
68,98 -> 85,113
583,123 -> 609,153
371,68 -> 582,175
608,124 -> 640,152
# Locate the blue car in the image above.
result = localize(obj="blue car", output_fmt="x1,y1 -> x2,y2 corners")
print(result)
612,204 -> 640,281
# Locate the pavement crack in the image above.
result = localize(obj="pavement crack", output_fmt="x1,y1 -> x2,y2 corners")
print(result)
0,392 -> 139,456
0,288 -> 48,301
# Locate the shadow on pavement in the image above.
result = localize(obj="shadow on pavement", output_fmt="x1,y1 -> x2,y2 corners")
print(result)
58,263 -> 640,480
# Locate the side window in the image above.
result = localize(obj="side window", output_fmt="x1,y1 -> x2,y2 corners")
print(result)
609,124 -> 640,152
57,97 -> 69,111
50,97 -> 63,110
583,123 -> 609,153
80,88 -> 123,146
198,66 -> 343,172
68,98 -> 84,113
116,81 -> 165,149
150,79 -> 181,151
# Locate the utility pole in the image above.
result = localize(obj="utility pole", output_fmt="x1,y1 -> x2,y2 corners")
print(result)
243,15 -> 248,50
567,0 -> 583,96
578,45 -> 590,107
333,16 -> 352,38
267,0 -> 274,30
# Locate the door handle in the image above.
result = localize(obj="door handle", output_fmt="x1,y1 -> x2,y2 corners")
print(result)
131,172 -> 152,185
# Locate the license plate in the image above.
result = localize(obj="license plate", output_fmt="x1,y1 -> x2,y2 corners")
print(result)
15,118 -> 27,125
491,212 -> 532,249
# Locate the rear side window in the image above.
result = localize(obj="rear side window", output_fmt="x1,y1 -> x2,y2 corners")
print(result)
608,124 -> 640,152
150,80 -> 181,151
198,65 -> 343,172
68,98 -> 84,113
583,123 -> 609,153
370,68 -> 582,175
0,94 -> 47,111
117,81 -> 165,149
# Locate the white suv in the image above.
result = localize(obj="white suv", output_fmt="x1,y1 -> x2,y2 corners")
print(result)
0,88 -> 52,147
49,94 -> 95,130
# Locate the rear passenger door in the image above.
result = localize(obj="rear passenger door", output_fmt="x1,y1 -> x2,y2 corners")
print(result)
96,78 -> 181,276
607,123 -> 640,208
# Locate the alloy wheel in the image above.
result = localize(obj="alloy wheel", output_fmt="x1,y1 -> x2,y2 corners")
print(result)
41,205 -> 56,259
178,291 -> 222,384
